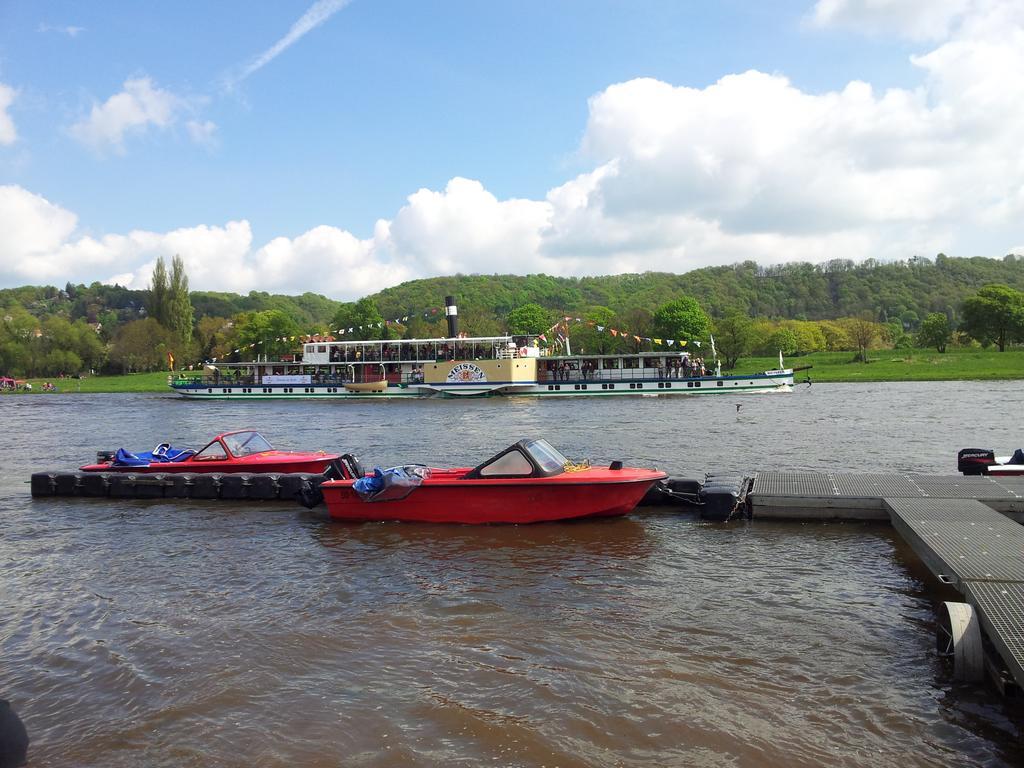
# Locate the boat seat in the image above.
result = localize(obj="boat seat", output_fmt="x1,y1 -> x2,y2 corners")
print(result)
340,453 -> 366,479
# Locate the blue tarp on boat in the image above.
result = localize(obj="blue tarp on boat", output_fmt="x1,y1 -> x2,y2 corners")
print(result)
112,444 -> 195,466
353,465 -> 430,502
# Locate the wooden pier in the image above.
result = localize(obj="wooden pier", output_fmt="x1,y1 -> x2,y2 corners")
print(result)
749,472 -> 1024,692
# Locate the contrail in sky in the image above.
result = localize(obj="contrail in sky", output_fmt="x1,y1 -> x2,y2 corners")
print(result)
229,0 -> 352,86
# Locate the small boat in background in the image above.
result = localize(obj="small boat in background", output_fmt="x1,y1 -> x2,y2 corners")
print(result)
320,438 -> 667,524
80,429 -> 340,475
958,447 -> 1024,477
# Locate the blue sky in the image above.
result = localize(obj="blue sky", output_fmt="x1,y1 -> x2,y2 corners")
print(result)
1,1 -> 1022,298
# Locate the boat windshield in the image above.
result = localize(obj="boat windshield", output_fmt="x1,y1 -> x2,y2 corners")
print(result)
223,431 -> 274,457
524,439 -> 569,474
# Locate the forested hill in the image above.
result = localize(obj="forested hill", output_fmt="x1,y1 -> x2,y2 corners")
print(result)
2,254 -> 1022,330
370,254 -> 1024,324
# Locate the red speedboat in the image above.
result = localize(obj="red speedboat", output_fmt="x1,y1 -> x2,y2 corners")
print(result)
320,438 -> 667,524
80,430 -> 340,474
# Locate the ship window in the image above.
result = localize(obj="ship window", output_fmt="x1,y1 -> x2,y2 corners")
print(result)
478,450 -> 533,476
548,385 -> 554,391
717,381 -> 724,387
687,382 -> 693,388
318,345 -> 327,353
695,382 -> 701,387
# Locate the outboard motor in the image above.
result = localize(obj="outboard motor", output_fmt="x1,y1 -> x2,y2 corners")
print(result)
958,448 -> 995,475
338,453 -> 366,479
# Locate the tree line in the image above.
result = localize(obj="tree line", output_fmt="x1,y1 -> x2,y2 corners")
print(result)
1,254 -> 1022,377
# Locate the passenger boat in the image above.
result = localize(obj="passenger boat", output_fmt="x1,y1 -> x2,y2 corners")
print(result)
80,430 -> 340,474
320,438 -> 667,524
169,300 -> 796,400
958,448 -> 1024,477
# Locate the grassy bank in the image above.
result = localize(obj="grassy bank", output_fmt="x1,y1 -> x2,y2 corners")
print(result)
1,371 -> 172,394
742,347 -> 1024,383
2,348 -> 1021,393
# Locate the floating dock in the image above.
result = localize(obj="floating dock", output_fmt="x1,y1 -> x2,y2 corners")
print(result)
749,472 -> 1024,521
30,470 -> 328,502
749,472 -> 1024,693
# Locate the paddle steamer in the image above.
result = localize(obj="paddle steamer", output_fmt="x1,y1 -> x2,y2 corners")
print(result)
169,299 -> 795,400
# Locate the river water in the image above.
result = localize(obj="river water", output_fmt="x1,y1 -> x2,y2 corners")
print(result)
1,382 -> 1022,767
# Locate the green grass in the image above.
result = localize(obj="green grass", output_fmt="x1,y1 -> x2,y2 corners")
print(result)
738,347 -> 1024,383
1,371 -> 172,394
2,347 -> 1021,393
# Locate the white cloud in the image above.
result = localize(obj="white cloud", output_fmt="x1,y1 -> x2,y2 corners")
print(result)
226,0 -> 352,88
38,23 -> 86,37
69,77 -> 184,152
186,119 -> 218,148
385,178 -> 552,275
809,0 -> 973,40
0,83 -> 17,145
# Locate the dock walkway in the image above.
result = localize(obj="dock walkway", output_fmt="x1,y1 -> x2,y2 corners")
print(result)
749,472 -> 1024,520
886,497 -> 1024,690
749,472 -> 1024,691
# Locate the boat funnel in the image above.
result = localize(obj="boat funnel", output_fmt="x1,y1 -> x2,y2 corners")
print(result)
445,296 -> 459,338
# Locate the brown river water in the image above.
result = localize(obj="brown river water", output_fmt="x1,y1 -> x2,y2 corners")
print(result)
1,382 -> 1023,767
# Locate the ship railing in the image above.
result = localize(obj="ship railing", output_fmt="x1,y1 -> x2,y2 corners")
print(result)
537,367 -> 716,383
170,374 -> 357,387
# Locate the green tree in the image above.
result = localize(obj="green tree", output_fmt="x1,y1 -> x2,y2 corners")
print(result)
331,298 -> 388,341
506,303 -> 552,335
567,306 -> 616,355
0,306 -> 36,375
766,328 -> 798,356
167,254 -> 194,344
712,314 -> 755,369
234,310 -> 301,359
109,318 -> 177,373
651,296 -> 711,345
147,256 -> 170,326
917,313 -> 951,352
817,320 -> 851,351
195,316 -> 234,361
843,316 -> 880,363
961,284 -> 1024,352
614,307 -> 654,353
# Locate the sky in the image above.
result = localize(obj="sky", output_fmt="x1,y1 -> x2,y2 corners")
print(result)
0,0 -> 1022,300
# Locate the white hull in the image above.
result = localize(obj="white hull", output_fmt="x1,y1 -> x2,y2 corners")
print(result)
171,371 -> 795,399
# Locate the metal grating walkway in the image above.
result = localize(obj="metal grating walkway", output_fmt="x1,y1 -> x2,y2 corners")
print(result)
885,497 -> 1024,690
751,472 -> 1024,501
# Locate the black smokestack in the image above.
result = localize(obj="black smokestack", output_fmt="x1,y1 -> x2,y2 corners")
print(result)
445,295 -> 459,337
